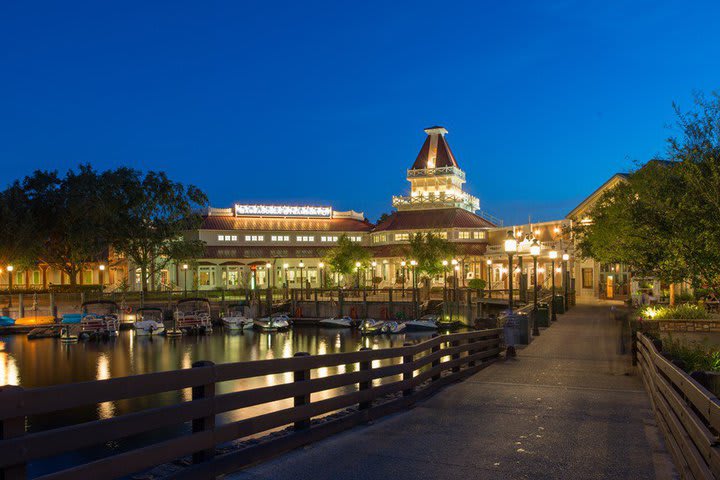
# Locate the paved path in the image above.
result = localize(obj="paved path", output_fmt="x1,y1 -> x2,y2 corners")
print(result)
228,300 -> 675,480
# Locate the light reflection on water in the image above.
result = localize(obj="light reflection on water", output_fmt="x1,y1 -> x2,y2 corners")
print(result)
0,326 -> 436,477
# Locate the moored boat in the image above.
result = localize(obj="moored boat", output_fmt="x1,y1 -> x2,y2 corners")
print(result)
254,314 -> 291,332
134,307 -> 166,336
318,316 -> 355,328
405,314 -> 441,331
381,320 -> 407,334
359,318 -> 384,335
221,304 -> 254,331
79,300 -> 121,338
174,298 -> 213,334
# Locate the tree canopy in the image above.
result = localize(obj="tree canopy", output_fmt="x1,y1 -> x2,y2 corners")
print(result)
575,93 -> 720,294
323,234 -> 371,283
404,232 -> 456,280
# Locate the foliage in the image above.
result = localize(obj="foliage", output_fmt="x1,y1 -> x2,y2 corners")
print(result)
323,235 -> 371,278
663,336 -> 720,373
468,278 -> 486,290
574,93 -> 720,294
404,232 -> 456,279
108,169 -> 208,292
639,303 -> 710,320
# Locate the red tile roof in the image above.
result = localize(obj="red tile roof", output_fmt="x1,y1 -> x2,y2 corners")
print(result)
373,208 -> 495,232
201,215 -> 373,232
411,134 -> 458,170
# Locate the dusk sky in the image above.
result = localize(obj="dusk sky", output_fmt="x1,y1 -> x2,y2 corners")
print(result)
2,0 -> 719,225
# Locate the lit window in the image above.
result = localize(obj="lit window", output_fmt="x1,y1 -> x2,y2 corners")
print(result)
297,236 -> 316,242
231,235 -> 237,241
224,235 -> 231,241
458,231 -> 471,239
473,231 -> 486,240
217,235 -> 224,241
244,235 -> 264,242
349,236 -> 361,242
395,233 -> 409,241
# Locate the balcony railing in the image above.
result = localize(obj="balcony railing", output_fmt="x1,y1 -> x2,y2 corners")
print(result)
407,166 -> 465,180
392,192 -> 479,212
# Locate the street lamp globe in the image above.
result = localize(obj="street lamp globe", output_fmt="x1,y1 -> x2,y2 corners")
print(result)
549,250 -> 558,260
182,264 -> 188,270
486,259 -> 492,266
504,231 -> 517,253
451,259 -> 458,266
562,252 -> 570,261
265,262 -> 271,270
371,261 -> 377,267
318,262 -> 324,269
283,263 -> 289,270
6,265 -> 13,272
400,260 -> 406,267
355,261 -> 361,268
410,260 -> 417,267
530,239 -> 541,257
454,265 -> 460,272
99,264 -> 106,271
299,260 -> 305,268
442,260 -> 448,267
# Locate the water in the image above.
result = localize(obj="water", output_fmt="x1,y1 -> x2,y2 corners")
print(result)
0,326 -> 437,477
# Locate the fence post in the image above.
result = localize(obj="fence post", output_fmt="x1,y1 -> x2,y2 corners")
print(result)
362,289 -> 368,319
315,289 -> 320,317
431,334 -> 441,381
359,347 -> 372,411
388,288 -> 393,319
191,360 -> 216,464
50,292 -> 57,320
338,289 -> 344,317
451,338 -> 461,373
0,386 -> 26,480
402,343 -> 414,397
293,352 -> 311,430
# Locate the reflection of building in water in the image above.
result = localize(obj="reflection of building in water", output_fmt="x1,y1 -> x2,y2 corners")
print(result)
0,350 -> 19,386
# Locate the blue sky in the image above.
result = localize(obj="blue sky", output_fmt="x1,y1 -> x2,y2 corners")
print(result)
1,0 -> 719,225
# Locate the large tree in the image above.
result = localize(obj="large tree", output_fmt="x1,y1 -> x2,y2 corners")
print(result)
575,93 -> 720,295
323,234 -> 371,286
404,232 -> 456,282
108,169 -> 208,292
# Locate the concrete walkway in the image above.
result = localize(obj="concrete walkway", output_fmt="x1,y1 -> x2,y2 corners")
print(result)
228,300 -> 675,480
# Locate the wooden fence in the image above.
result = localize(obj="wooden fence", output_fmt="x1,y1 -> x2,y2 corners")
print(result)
636,332 -> 720,479
0,329 -> 502,480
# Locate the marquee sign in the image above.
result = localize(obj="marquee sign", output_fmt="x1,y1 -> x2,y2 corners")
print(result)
234,204 -> 332,218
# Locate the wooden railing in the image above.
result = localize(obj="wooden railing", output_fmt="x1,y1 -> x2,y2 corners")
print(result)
635,332 -> 720,479
0,329 -> 502,480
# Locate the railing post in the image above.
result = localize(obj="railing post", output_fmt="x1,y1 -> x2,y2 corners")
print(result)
293,352 -> 311,430
402,343 -> 414,397
314,289 -> 320,317
191,360 -> 216,464
468,333 -> 477,368
18,294 -> 24,319
431,334 -> 441,381
451,338 -> 461,373
0,386 -> 26,480
388,288 -> 393,319
359,347 -> 372,411
362,289 -> 368,319
50,292 -> 57,320
338,289 -> 344,317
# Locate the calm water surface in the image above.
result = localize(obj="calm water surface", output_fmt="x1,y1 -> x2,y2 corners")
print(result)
0,327 -> 437,477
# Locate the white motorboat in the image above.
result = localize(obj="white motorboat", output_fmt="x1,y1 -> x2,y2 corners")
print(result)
254,314 -> 291,332
318,316 -> 354,328
381,321 -> 407,334
359,318 -> 385,335
174,298 -> 213,334
405,314 -> 440,331
134,307 -> 166,336
222,304 -> 254,331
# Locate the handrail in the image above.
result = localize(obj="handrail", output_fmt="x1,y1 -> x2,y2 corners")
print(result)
0,329 -> 502,479
635,332 -> 720,479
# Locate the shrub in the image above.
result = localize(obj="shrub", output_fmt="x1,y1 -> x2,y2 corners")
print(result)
468,278 -> 486,290
639,303 -> 710,320
663,336 -> 720,372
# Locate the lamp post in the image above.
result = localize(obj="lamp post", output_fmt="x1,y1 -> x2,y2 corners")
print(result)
98,264 -> 105,287
318,262 -> 325,289
530,239 -> 541,336
400,260 -> 407,297
355,261 -> 361,289
182,264 -> 188,297
266,262 -> 272,288
504,231 -> 517,313
486,259 -> 492,298
442,260 -> 448,302
562,251 -> 570,310
371,260 -> 377,292
549,250 -> 558,321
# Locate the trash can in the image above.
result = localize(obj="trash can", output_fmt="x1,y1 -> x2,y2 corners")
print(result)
553,294 -> 565,314
504,312 -> 531,345
534,302 -> 550,327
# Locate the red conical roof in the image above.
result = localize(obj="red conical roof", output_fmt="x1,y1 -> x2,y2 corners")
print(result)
411,127 -> 458,170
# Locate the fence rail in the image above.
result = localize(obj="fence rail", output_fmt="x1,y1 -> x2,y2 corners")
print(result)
635,332 -> 720,479
0,329 -> 502,480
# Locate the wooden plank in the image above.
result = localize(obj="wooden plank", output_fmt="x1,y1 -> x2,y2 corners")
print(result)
0,398 -> 211,468
35,431 -> 214,480
0,367 -> 213,419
